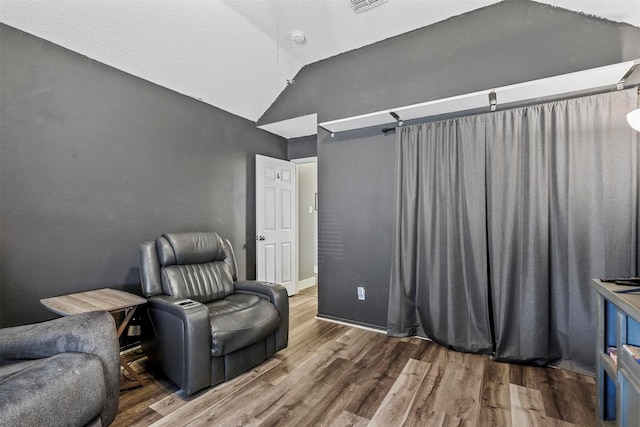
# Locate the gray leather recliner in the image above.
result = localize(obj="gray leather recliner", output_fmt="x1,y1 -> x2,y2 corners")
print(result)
139,232 -> 289,395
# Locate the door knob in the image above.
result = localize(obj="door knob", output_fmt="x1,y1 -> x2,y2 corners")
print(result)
259,236 -> 266,241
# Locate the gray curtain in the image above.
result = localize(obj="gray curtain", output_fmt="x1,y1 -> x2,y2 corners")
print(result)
388,116 -> 494,354
389,88 -> 639,372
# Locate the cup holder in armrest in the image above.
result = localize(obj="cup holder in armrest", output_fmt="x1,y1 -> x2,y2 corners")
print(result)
175,299 -> 201,309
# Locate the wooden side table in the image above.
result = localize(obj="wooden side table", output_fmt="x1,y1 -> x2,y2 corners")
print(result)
41,288 -> 147,390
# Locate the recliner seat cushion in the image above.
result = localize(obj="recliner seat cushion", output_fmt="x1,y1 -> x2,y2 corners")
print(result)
207,294 -> 280,357
0,352 -> 106,427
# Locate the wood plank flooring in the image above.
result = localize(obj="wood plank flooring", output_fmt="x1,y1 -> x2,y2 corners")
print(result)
114,288 -> 596,426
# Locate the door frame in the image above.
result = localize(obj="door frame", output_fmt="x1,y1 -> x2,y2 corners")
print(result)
291,156 -> 318,293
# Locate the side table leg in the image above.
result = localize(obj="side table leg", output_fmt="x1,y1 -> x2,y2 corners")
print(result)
120,357 -> 146,390
112,307 -> 146,391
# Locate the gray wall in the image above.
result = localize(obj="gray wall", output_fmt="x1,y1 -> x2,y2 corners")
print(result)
0,24 -> 287,327
317,127 -> 396,328
287,135 -> 317,160
259,0 -> 640,125
278,1 -> 640,328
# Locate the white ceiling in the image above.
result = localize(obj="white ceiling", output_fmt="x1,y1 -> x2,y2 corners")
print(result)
1,0 -> 639,123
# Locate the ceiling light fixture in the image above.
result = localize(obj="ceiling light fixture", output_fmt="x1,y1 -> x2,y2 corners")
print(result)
628,108 -> 640,132
288,31 -> 306,44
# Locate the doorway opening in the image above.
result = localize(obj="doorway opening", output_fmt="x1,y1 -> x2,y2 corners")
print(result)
293,157 -> 317,295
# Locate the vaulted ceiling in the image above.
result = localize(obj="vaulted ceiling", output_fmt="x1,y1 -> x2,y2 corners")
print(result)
1,0 -> 638,122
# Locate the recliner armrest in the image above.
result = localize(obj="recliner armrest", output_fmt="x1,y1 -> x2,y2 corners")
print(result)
234,281 -> 289,351
146,295 -> 211,395
147,295 -> 208,318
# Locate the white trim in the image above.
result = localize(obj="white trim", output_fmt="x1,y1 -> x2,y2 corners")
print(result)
297,276 -> 316,291
315,316 -> 439,342
291,156 -> 317,164
315,317 -> 436,342
408,335 -> 432,342
257,113 -> 318,139
315,316 -> 387,334
319,59 -> 640,134
320,109 -> 394,133
294,158 -> 318,296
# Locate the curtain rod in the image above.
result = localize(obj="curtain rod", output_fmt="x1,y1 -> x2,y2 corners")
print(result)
319,59 -> 640,137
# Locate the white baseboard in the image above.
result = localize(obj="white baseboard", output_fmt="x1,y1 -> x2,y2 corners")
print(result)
297,277 -> 316,291
315,316 -> 386,334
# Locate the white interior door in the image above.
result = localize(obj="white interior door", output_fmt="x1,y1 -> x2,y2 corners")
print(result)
256,155 -> 297,296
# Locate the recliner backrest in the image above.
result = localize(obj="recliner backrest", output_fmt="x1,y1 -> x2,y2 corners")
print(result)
156,232 -> 235,303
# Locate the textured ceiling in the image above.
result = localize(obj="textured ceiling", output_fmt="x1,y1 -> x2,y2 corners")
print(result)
1,0 -> 639,122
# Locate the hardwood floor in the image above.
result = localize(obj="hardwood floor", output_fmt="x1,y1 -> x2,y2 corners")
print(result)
114,289 -> 596,426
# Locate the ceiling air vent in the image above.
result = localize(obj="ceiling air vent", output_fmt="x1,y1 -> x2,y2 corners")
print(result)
347,0 -> 388,13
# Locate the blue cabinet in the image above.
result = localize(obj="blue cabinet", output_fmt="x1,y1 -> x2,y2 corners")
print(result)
592,279 -> 640,426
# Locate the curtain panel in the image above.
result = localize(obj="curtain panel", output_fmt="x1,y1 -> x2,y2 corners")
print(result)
389,88 -> 639,373
388,117 -> 494,354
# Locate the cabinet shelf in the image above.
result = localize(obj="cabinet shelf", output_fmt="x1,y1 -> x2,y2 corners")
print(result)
600,352 -> 618,381
619,345 -> 640,374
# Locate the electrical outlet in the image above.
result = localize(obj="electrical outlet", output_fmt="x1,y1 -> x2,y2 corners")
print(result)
357,286 -> 365,300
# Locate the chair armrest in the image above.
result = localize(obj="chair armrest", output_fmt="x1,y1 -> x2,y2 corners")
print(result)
147,295 -> 208,320
234,281 -> 289,351
0,311 -> 120,425
146,295 -> 211,395
0,311 -> 117,362
234,281 -> 288,311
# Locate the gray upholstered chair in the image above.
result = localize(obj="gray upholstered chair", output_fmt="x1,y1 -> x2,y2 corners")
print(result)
0,311 -> 120,427
138,232 -> 289,395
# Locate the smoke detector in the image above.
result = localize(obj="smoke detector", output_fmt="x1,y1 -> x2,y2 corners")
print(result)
346,0 -> 388,13
288,31 -> 306,44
